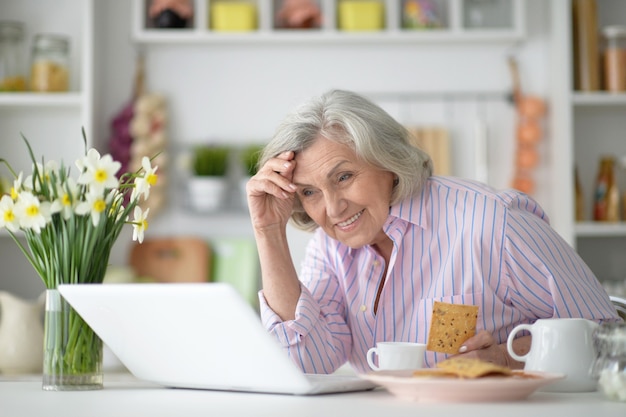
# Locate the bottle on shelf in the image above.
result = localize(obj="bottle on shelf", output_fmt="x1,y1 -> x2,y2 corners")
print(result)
572,0 -> 601,91
593,156 -> 620,222
602,25 -> 626,93
0,21 -> 27,92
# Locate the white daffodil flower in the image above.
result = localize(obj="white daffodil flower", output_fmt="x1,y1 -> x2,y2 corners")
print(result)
53,177 -> 79,220
77,148 -> 121,195
132,156 -> 158,201
14,191 -> 52,234
75,188 -> 110,227
0,195 -> 20,233
131,206 -> 149,243
10,172 -> 24,200
25,160 -> 58,192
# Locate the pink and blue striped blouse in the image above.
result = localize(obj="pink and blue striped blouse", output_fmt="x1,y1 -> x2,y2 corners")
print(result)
259,176 -> 620,374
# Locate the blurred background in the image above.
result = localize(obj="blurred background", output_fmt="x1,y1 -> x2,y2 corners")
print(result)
1,0 -> 625,305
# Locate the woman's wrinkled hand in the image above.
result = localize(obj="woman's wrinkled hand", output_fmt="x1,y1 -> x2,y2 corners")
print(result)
452,330 -> 521,369
246,151 -> 298,233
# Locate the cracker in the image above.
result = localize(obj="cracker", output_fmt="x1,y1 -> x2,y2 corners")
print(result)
435,357 -> 512,378
426,301 -> 479,354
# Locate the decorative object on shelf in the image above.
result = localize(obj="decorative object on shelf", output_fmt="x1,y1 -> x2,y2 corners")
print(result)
187,144 -> 230,212
148,0 -> 194,28
0,291 -> 45,375
402,0 -> 442,30
275,0 -> 322,29
129,237 -> 211,283
602,25 -> 626,93
572,0 -> 600,91
338,0 -> 384,31
593,156 -> 620,222
0,20 -> 26,92
210,1 -> 258,32
129,92 -> 168,216
110,54 -> 168,216
508,56 -> 546,196
0,131 -> 158,390
29,33 -> 70,92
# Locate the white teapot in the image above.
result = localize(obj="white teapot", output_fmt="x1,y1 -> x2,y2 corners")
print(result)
0,291 -> 45,374
507,318 -> 599,392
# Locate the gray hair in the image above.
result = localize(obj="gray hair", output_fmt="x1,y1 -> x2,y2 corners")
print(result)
260,89 -> 433,231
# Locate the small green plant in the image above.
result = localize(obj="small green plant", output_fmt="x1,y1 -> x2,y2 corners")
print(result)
192,145 -> 230,177
240,144 -> 264,177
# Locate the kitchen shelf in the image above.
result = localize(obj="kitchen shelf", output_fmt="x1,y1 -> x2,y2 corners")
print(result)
131,28 -> 524,44
132,0 -> 525,44
575,222 -> 626,237
572,92 -> 626,106
0,93 -> 84,108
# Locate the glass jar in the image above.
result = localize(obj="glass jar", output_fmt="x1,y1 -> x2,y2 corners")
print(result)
30,34 -> 69,92
0,21 -> 27,92
591,322 -> 626,402
603,25 -> 626,92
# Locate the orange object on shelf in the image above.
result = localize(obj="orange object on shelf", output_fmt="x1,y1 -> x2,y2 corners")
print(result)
516,146 -> 539,169
516,120 -> 542,145
512,176 -> 535,195
508,56 -> 546,195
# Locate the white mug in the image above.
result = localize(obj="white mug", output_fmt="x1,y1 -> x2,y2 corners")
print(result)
506,318 -> 599,392
366,342 -> 426,371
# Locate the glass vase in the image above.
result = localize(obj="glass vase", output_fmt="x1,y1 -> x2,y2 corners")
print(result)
42,289 -> 103,391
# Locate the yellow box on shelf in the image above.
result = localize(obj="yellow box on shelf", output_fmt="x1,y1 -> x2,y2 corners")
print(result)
210,1 -> 258,32
338,1 -> 385,31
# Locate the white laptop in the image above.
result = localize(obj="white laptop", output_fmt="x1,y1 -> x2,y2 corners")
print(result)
58,282 -> 376,395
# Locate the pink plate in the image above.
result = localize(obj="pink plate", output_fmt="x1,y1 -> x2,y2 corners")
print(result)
361,369 -> 565,403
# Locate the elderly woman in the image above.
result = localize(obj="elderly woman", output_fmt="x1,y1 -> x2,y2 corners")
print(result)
246,89 -> 620,374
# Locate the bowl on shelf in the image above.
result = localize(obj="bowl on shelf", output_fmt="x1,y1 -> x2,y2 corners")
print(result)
338,1 -> 384,32
210,1 -> 258,32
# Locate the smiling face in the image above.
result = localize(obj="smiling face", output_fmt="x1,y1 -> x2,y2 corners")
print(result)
293,136 -> 395,252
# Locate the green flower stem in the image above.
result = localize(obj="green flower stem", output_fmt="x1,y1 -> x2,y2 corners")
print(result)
44,291 -> 102,379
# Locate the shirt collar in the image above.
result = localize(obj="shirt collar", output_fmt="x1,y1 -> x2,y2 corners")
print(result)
387,180 -> 430,231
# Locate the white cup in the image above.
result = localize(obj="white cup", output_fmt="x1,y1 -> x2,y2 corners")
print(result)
366,342 -> 426,371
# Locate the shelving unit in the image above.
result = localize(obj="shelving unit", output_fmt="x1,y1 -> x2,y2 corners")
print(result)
551,0 -> 626,290
132,0 -> 525,44
0,0 -> 95,176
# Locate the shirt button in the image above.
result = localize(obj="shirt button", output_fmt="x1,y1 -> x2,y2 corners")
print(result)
373,260 -> 380,267
360,305 -> 367,312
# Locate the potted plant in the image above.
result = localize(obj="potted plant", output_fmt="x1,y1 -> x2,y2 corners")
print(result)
239,144 -> 263,206
188,144 -> 231,212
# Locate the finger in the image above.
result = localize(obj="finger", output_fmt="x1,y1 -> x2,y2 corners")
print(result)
259,156 -> 295,179
247,176 -> 295,199
458,330 -> 493,353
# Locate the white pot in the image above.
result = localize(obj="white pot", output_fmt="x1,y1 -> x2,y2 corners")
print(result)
239,176 -> 251,208
188,177 -> 228,212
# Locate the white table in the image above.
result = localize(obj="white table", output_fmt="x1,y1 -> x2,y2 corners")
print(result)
0,373 -> 623,417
